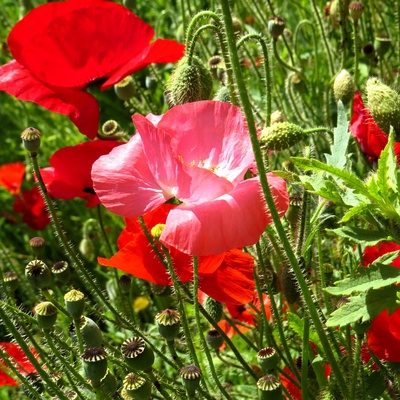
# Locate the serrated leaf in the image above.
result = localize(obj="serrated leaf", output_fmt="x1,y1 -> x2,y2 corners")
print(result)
325,264 -> 400,296
340,203 -> 376,223
287,312 -> 323,354
370,250 -> 400,266
326,285 -> 399,327
325,100 -> 349,169
328,226 -> 392,245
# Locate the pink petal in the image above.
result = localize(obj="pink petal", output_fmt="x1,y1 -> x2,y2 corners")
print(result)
158,101 -> 254,184
92,135 -> 169,217
160,173 -> 289,256
0,61 -> 99,138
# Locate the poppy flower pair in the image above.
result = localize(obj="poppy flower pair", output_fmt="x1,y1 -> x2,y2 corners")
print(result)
0,0 -> 185,138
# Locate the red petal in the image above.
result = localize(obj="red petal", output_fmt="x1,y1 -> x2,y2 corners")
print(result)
0,61 -> 99,138
363,242 -> 400,267
0,162 -> 25,194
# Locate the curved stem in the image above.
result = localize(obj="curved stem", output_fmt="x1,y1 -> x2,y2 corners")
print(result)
272,39 -> 302,75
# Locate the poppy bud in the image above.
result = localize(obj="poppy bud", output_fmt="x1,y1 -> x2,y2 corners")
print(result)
35,301 -> 58,331
167,56 -> 213,106
51,261 -> 71,283
208,55 -> 225,80
155,309 -> 181,341
180,365 -> 202,397
79,316 -> 103,348
232,17 -> 243,36
214,86 -> 231,103
206,329 -> 224,350
279,263 -> 301,305
25,260 -> 51,289
81,348 -> 108,387
333,69 -> 355,105
121,337 -> 155,372
257,375 -> 283,400
123,373 -> 152,400
270,110 -> 285,125
28,237 -> 46,258
366,77 -> 400,137
118,275 -> 132,294
64,289 -> 85,320
3,271 -> 19,292
374,35 -> 392,58
204,297 -> 223,322
348,1 -> 364,21
79,238 -> 95,260
21,127 -> 41,154
268,16 -> 285,40
257,347 -> 279,372
115,76 -> 136,101
260,122 -> 304,151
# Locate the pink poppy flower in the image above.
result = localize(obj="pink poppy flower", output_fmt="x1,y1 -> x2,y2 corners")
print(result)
0,162 -> 25,194
40,140 -> 122,207
350,92 -> 400,162
0,0 -> 185,138
92,100 -> 289,256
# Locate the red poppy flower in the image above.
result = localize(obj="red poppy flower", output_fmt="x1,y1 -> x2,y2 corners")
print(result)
0,162 -> 25,194
363,242 -> 400,361
0,1 -> 185,139
98,204 -> 255,305
280,365 -> 302,400
13,187 -> 50,230
350,92 -> 400,162
40,140 -> 122,207
0,342 -> 37,386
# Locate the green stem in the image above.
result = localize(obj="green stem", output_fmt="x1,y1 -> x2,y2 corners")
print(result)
350,335 -> 363,400
146,370 -> 174,400
219,0 -> 348,396
192,256 -> 233,400
187,24 -> 219,64
301,316 -> 310,400
303,127 -> 334,136
272,39 -> 302,75
352,20 -> 359,88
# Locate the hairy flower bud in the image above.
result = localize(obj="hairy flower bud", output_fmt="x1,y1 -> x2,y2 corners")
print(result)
366,77 -> 400,137
204,297 -> 223,322
167,56 -> 213,106
279,263 -> 301,304
333,69 -> 355,104
213,86 -> 231,103
79,316 -> 103,348
260,122 -> 304,151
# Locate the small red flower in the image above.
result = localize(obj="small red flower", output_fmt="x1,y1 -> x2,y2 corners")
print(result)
13,187 -> 50,230
363,242 -> 400,361
0,162 -> 25,194
0,1 -> 185,138
98,204 -> 255,305
350,92 -> 400,162
0,342 -> 37,386
40,140 -> 122,207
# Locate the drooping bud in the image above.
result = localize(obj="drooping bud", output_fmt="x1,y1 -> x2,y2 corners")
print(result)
206,329 -> 224,350
257,375 -> 283,399
232,17 -> 243,36
114,76 -> 135,101
167,56 -> 213,106
51,261 -> 71,283
79,316 -> 103,348
28,237 -> 46,258
35,301 -> 58,331
123,373 -> 152,400
21,127 -> 41,154
121,337 -> 155,372
79,238 -> 95,260
204,297 -> 223,322
3,271 -> 19,292
81,348 -> 108,387
25,260 -> 51,289
260,122 -> 305,151
257,347 -> 279,372
348,1 -> 364,21
268,16 -> 286,40
64,289 -> 85,320
180,365 -> 202,397
374,35 -> 392,58
333,69 -> 355,105
366,77 -> 400,137
156,309 -> 181,341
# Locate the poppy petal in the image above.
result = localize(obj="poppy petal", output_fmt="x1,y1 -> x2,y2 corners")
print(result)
0,162 -> 25,195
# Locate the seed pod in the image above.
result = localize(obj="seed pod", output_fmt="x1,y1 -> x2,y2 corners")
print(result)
348,1 -> 364,21
257,347 -> 279,372
257,375 -> 283,400
123,373 -> 152,400
155,309 -> 181,341
25,260 -> 51,289
121,337 -> 155,372
99,369 -> 118,396
333,69 -> 355,105
28,237 -> 45,258
180,365 -> 202,397
114,76 -> 135,101
150,283 -> 172,297
3,271 -> 19,292
52,261 -> 71,283
268,16 -> 285,40
21,127 -> 41,154
64,289 -> 85,320
118,275 -> 132,294
260,122 -> 304,151
81,348 -> 108,387
374,35 -> 392,58
35,301 -> 58,331
79,316 -> 103,348
206,329 -> 224,350
167,56 -> 213,106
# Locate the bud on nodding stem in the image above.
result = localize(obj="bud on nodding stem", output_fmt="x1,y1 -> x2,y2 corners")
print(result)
21,127 -> 41,154
333,69 -> 355,105
268,16 -> 285,40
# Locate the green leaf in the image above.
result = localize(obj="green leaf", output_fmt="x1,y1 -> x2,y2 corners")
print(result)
326,285 -> 400,327
325,100 -> 349,170
340,203 -> 377,223
370,250 -> 400,266
287,312 -> 323,354
328,226 -> 393,245
325,264 -> 400,296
